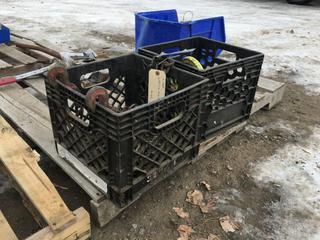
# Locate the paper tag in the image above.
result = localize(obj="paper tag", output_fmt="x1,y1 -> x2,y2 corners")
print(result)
148,69 -> 166,102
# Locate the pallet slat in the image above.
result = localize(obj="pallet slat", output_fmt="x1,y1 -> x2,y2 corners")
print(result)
0,59 -> 12,69
198,121 -> 247,156
0,116 -> 75,230
26,208 -> 90,240
258,77 -> 286,109
1,83 -> 51,124
26,78 -> 47,96
0,211 -> 18,240
0,83 -> 104,202
10,36 -> 55,62
0,116 -> 91,239
0,44 -> 37,65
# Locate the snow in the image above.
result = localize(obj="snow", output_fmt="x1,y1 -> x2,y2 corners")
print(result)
246,120 -> 297,135
1,0 -> 320,93
252,125 -> 320,240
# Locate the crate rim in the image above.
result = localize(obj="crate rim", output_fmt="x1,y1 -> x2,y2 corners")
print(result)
59,54 -> 210,117
139,36 -> 264,72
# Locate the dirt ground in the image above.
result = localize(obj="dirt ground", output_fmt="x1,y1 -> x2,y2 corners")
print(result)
1,0 -> 320,239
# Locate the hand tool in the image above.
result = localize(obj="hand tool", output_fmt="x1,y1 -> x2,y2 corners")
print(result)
13,41 -> 97,66
0,62 -> 56,86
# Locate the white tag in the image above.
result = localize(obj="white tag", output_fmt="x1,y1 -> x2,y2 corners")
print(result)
148,69 -> 166,102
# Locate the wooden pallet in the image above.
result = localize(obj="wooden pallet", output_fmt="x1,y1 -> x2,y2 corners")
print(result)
0,34 -> 54,77
0,116 -> 91,240
0,35 -> 286,227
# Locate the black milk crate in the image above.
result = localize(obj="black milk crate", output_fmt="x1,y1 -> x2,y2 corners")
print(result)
138,37 -> 264,138
45,53 -> 208,207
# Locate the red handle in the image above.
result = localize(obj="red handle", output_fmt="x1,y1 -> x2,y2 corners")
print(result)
0,76 -> 17,86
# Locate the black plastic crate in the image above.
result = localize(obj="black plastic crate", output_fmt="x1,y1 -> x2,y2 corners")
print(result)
138,37 -> 264,138
45,53 -> 208,206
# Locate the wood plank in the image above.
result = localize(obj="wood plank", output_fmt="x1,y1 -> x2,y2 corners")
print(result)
0,83 -> 51,124
0,44 -> 37,64
0,211 -> 18,240
0,116 -> 75,231
26,208 -> 90,240
256,77 -> 286,110
0,59 -> 12,69
199,121 -> 247,156
10,36 -> 55,62
26,77 -> 47,96
0,83 -> 104,202
251,91 -> 272,114
258,77 -> 285,92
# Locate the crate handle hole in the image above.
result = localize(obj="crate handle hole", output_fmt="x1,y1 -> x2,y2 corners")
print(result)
80,68 -> 110,89
66,99 -> 90,127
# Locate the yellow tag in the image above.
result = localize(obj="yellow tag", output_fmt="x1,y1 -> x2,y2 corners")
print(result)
148,69 -> 166,102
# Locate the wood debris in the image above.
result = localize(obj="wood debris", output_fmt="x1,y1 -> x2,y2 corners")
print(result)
177,224 -> 195,240
173,207 -> 190,219
219,215 -> 240,233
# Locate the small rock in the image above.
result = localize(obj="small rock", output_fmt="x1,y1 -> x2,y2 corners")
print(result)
139,228 -> 145,235
169,180 -> 175,185
227,165 -> 233,171
132,223 -> 138,229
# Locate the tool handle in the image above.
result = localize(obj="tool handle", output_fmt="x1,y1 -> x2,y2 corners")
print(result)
0,76 -> 17,86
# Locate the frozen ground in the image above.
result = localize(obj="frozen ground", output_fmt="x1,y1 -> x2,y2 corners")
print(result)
252,125 -> 320,239
1,0 -> 320,239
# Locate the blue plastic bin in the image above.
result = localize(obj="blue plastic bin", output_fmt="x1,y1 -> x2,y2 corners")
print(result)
0,24 -> 10,44
135,9 -> 226,50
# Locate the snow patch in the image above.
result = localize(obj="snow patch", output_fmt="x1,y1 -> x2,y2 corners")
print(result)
252,126 -> 320,239
246,120 -> 296,135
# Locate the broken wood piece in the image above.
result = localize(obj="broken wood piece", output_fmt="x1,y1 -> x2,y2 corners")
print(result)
26,207 -> 90,240
0,116 -> 75,231
0,116 -> 91,239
